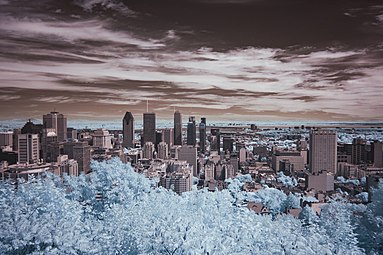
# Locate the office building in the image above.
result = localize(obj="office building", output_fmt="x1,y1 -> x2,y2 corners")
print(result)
143,113 -> 156,144
199,117 -> 206,153
187,116 -> 196,146
162,128 -> 174,148
309,130 -> 337,174
178,145 -> 198,177
0,132 -> 13,148
12,129 -> 21,152
41,128 -> 58,162
122,112 -> 135,148
92,129 -> 112,149
18,134 -> 39,164
67,128 -> 77,140
371,141 -> 383,168
143,142 -> 155,159
272,151 -> 305,172
210,128 -> 220,151
158,142 -> 168,160
223,136 -> 234,153
174,110 -> 182,145
351,138 -> 367,165
43,111 -> 67,141
73,142 -> 91,174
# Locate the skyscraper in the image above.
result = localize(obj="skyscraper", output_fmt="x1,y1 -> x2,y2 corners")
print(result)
174,110 -> 182,146
122,112 -> 135,148
143,142 -> 155,159
162,128 -> 174,148
43,111 -> 67,141
371,140 -> 383,168
157,141 -> 169,160
18,134 -> 39,164
309,130 -> 337,174
187,116 -> 196,146
143,113 -> 156,144
178,145 -> 198,177
73,142 -> 91,174
199,117 -> 206,153
210,128 -> 220,151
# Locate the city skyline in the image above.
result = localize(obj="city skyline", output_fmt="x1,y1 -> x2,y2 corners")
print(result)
1,0 -> 383,121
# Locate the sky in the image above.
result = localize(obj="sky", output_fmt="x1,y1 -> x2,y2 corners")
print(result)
0,0 -> 383,122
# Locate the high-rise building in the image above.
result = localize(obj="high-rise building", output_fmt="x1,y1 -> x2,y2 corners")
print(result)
187,116 -> 196,146
178,145 -> 198,177
143,113 -> 156,144
18,134 -> 39,164
162,128 -> 174,148
41,128 -> 58,162
122,112 -> 135,148
159,162 -> 192,194
67,127 -> 77,140
239,148 -> 247,163
12,129 -> 21,152
223,136 -> 234,153
143,142 -> 155,159
43,112 -> 67,141
0,132 -> 13,148
351,138 -> 367,165
309,130 -> 337,174
210,128 -> 220,151
92,129 -> 112,149
174,111 -> 182,146
73,142 -> 91,174
157,142 -> 168,160
199,117 -> 206,153
371,140 -> 383,168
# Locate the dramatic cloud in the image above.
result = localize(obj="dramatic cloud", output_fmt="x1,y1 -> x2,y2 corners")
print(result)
0,0 -> 382,121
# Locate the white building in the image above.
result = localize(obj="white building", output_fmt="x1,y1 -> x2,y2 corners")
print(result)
157,142 -> 168,160
92,129 -> 113,149
18,134 -> 39,164
143,142 -> 155,160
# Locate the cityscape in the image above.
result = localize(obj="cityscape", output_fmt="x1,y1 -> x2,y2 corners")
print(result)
0,110 -> 383,253
1,0 -> 383,254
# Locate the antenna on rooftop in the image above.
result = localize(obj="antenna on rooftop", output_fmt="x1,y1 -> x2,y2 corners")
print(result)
146,99 -> 149,112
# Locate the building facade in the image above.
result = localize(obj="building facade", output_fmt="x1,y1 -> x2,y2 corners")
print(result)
122,112 -> 135,148
309,130 -> 337,174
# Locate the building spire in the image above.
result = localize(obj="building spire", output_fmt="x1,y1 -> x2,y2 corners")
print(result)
146,99 -> 149,113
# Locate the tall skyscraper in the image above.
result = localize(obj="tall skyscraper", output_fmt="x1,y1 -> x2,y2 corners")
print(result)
210,128 -> 220,151
371,140 -> 383,168
18,134 -> 39,164
187,116 -> 196,146
199,117 -> 206,153
122,112 -> 135,148
162,128 -> 174,148
174,110 -> 182,146
309,130 -> 337,174
43,111 -> 67,141
143,113 -> 156,144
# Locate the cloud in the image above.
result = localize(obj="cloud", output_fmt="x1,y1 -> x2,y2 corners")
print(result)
0,17 -> 164,49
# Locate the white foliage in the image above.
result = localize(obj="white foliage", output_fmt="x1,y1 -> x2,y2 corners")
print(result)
0,158 -> 372,254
